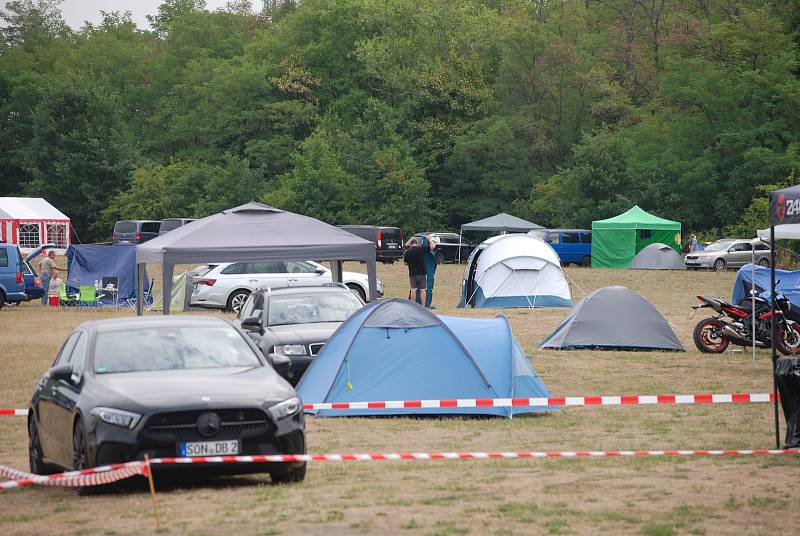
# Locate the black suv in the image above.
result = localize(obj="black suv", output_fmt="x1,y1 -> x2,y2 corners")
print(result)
413,232 -> 475,264
338,225 -> 404,263
112,220 -> 161,245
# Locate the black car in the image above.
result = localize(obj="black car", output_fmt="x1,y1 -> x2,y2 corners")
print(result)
235,285 -> 365,385
338,225 -> 405,263
412,232 -> 474,264
112,220 -> 161,245
27,316 -> 306,486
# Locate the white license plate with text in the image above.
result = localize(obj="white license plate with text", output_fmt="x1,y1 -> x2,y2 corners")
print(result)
179,440 -> 239,457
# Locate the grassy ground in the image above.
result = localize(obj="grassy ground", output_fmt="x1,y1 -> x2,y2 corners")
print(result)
1,262 -> 798,536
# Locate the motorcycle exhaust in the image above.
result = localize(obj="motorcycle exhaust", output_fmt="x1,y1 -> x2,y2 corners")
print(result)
722,325 -> 741,340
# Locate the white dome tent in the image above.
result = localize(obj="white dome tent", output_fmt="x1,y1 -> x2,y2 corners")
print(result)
457,234 -> 572,308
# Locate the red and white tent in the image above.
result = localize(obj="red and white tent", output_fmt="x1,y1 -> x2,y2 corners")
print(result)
0,197 -> 71,254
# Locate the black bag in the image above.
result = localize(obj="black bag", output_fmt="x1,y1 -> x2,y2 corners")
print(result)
775,359 -> 800,448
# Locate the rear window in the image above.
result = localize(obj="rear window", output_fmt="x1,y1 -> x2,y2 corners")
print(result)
380,228 -> 401,240
22,261 -> 32,275
141,222 -> 160,233
159,219 -> 184,233
114,221 -> 136,234
0,248 -> 7,268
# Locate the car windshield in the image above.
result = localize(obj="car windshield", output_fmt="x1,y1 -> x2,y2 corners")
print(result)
704,241 -> 734,252
268,292 -> 362,326
93,326 -> 261,374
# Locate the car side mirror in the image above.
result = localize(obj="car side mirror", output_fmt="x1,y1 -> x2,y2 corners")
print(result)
267,353 -> 291,375
315,267 -> 326,275
241,316 -> 263,334
48,363 -> 73,383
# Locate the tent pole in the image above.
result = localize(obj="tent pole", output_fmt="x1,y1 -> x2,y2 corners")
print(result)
162,264 -> 174,316
365,258 -> 378,302
770,225 -> 780,449
752,247 -> 756,369
458,229 -> 463,263
136,263 -> 145,317
330,260 -> 343,285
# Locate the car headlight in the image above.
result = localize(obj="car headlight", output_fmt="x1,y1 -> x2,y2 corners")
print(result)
268,397 -> 302,420
91,407 -> 142,429
277,344 -> 307,355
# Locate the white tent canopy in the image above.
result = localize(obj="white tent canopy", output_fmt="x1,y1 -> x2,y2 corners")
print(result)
758,225 -> 800,241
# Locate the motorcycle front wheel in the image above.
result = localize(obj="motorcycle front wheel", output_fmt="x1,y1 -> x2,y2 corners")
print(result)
777,323 -> 800,355
693,318 -> 730,353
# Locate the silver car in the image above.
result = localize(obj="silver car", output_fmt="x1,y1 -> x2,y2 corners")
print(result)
684,239 -> 771,271
191,260 -> 383,312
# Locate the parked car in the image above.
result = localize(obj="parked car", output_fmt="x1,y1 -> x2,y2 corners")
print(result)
27,316 -> 306,486
0,243 -> 27,308
528,229 -> 592,267
158,218 -> 196,235
338,225 -> 404,263
235,285 -> 365,385
112,220 -> 161,245
191,260 -> 383,312
684,239 -> 771,271
411,232 -> 474,264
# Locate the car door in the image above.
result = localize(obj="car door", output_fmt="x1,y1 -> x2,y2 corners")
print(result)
53,331 -> 89,466
286,261 -> 329,287
728,242 -> 752,267
36,332 -> 80,462
248,261 -> 290,290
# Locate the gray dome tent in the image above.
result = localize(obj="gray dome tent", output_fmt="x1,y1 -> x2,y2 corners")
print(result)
540,286 -> 684,351
628,243 -> 685,270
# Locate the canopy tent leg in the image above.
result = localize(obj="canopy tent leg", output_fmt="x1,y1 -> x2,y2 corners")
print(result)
330,260 -> 343,284
162,264 -> 174,315
365,258 -> 378,302
136,263 -> 145,317
770,225 -> 781,449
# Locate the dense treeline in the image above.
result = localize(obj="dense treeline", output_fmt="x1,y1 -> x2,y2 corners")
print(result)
1,0 -> 799,241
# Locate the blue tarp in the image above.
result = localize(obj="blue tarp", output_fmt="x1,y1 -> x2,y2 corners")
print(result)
296,298 -> 555,417
732,263 -> 800,307
65,245 -> 150,304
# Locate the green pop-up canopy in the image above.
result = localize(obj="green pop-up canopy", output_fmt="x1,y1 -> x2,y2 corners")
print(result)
591,206 -> 681,268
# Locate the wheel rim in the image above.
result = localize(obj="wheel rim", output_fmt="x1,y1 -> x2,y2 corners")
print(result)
714,260 -> 725,271
782,325 -> 800,353
759,259 -> 769,267
231,293 -> 247,312
700,321 -> 727,350
73,425 -> 86,470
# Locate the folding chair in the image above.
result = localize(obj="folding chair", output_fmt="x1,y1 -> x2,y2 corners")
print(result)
126,278 -> 154,311
59,284 -> 78,309
78,286 -> 102,309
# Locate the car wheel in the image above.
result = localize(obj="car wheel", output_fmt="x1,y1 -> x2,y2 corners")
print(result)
0,290 -> 5,310
581,256 -> 591,268
713,258 -> 726,272
435,251 -> 445,265
271,462 -> 306,484
758,258 -> 770,267
346,283 -> 366,302
227,290 -> 250,313
29,417 -> 55,475
72,420 -> 94,495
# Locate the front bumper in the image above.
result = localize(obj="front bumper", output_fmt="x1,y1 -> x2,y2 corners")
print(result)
88,407 -> 305,474
684,257 -> 712,268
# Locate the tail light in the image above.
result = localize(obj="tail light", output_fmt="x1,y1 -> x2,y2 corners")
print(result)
135,232 -> 142,241
377,229 -> 382,249
16,272 -> 23,283
197,279 -> 216,286
112,233 -> 116,241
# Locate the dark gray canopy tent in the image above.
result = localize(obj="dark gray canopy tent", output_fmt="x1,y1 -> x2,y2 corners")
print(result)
135,203 -> 378,315
458,213 -> 543,261
628,243 -> 685,270
540,286 -> 683,351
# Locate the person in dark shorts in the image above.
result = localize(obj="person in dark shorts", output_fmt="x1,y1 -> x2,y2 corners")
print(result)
404,237 -> 431,306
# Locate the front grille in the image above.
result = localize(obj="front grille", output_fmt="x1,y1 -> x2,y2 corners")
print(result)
142,409 -> 271,443
309,343 -> 324,356
686,255 -> 698,260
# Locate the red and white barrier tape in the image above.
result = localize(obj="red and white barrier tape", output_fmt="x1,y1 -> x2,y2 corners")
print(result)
4,449 -> 799,490
302,392 -> 776,411
0,393 -> 778,417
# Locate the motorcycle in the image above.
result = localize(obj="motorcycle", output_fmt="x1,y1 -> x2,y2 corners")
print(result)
692,291 -> 800,355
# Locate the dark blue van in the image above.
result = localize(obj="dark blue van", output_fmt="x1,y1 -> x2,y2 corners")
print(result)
528,229 -> 592,267
0,243 -> 27,308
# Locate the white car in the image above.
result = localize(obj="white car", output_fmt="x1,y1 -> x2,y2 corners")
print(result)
190,260 -> 383,312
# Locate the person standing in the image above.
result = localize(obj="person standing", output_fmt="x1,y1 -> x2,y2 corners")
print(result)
37,250 -> 59,305
689,234 -> 699,252
423,236 -> 439,308
404,237 -> 428,306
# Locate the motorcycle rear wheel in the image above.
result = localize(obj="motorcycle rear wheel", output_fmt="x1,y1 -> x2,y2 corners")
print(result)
777,323 -> 800,355
693,318 -> 730,353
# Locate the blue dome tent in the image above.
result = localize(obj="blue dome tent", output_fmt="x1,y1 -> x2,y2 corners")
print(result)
296,299 -> 555,417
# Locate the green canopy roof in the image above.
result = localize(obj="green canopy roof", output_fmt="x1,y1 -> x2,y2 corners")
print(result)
592,205 -> 680,230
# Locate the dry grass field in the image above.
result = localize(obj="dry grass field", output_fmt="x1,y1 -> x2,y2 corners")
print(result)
1,261 -> 798,536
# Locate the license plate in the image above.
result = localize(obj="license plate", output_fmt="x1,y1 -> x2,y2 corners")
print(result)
119,240 -> 131,245
179,440 -> 239,457
387,243 -> 397,249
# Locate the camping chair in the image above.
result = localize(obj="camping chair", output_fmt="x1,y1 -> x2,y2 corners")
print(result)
59,284 -> 78,309
78,286 -> 102,309
126,278 -> 154,311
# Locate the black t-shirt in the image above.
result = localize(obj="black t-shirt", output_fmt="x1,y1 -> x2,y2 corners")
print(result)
404,246 -> 427,276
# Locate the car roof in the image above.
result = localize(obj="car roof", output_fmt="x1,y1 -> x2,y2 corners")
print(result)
252,285 -> 353,297
75,315 -> 233,334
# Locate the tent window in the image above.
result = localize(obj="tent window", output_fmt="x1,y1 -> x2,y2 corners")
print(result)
18,223 -> 40,249
638,229 -> 652,239
46,223 -> 67,248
